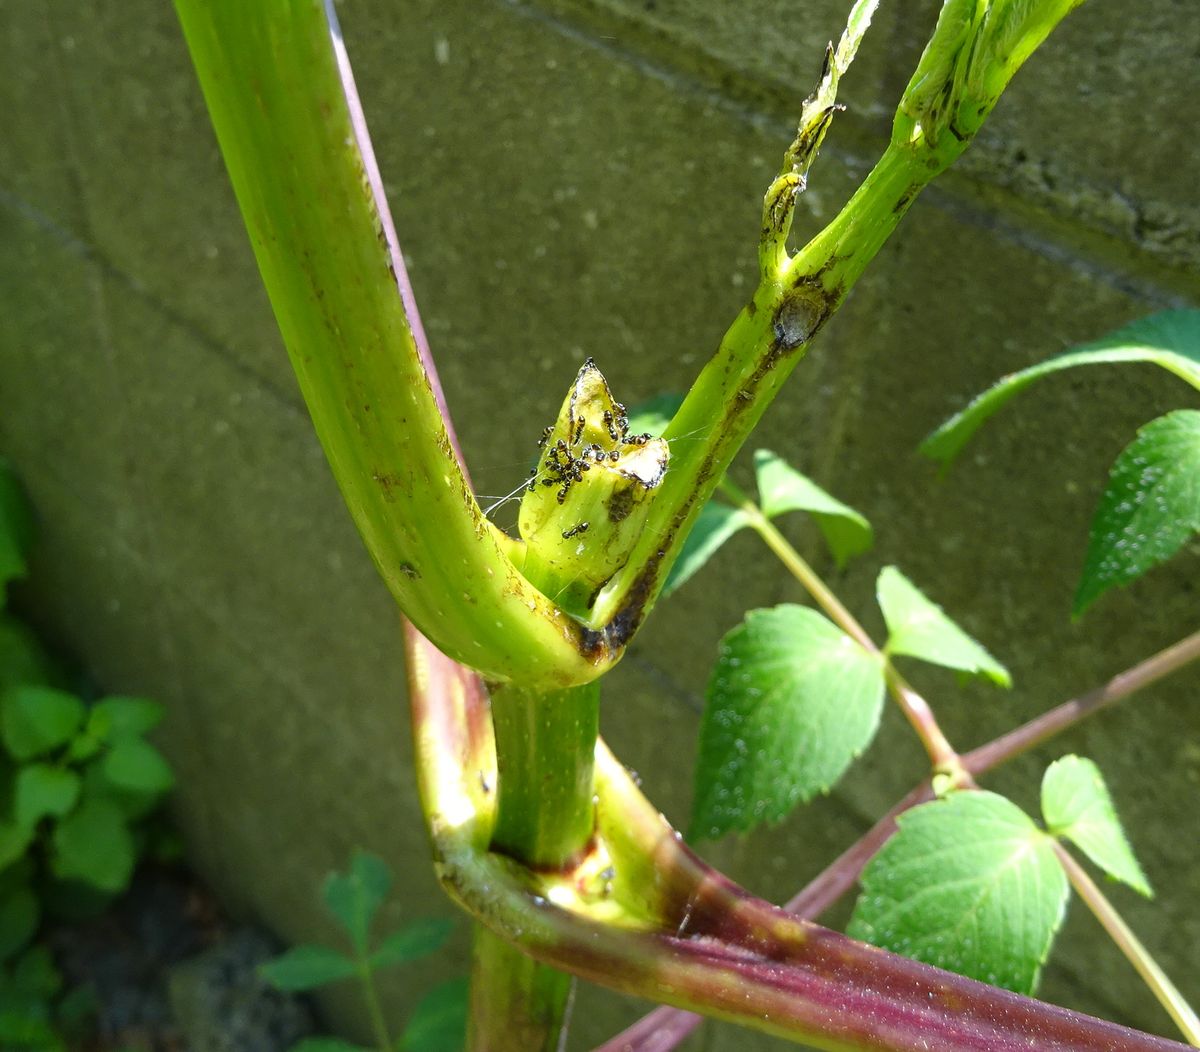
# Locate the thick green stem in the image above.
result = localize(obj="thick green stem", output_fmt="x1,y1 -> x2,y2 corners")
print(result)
470,682 -> 599,1050
490,683 -> 599,867
469,928 -> 574,1052
173,0 -> 603,688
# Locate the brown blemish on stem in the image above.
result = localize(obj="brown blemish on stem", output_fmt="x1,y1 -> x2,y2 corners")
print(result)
372,470 -> 406,502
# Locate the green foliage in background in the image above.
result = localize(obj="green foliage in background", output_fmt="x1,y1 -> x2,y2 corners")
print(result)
0,460 -> 175,1048
261,850 -> 466,1052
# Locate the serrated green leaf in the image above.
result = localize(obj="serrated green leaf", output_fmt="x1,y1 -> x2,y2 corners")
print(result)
753,450 -> 873,568
50,798 -> 134,893
290,1039 -> 373,1052
661,502 -> 751,598
399,977 -> 469,1052
260,945 -> 357,992
690,605 -> 885,840
89,697 -> 164,739
1041,755 -> 1151,897
0,462 -> 35,597
877,567 -> 1010,686
323,851 -> 391,953
14,765 -> 81,828
369,918 -> 453,970
0,885 -> 38,962
1,687 -> 86,761
0,616 -> 56,693
847,790 -> 1069,994
101,738 -> 175,795
921,310 -> 1200,466
1074,410 -> 1200,615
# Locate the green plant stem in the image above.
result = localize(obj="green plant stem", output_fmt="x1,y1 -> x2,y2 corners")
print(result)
718,478 -> 962,773
1053,843 -> 1200,1047
470,682 -> 599,1050
173,0 -> 605,688
962,628 -> 1200,773
357,963 -> 393,1052
469,928 -> 574,1052
489,683 -> 599,867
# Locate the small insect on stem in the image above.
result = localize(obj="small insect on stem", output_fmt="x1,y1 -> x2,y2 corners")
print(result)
561,521 -> 590,539
536,425 -> 554,448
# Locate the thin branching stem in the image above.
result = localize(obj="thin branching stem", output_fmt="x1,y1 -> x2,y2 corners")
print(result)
962,629 -> 1200,772
1053,844 -> 1200,1047
717,479 -> 963,772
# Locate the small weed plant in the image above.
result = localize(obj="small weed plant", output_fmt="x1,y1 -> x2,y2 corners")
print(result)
0,461 -> 176,1048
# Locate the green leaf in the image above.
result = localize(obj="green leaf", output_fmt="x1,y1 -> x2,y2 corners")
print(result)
89,697 -> 164,739
877,567 -> 1010,686
323,851 -> 392,953
847,790 -> 1069,995
399,977 -> 469,1052
260,945 -> 357,992
753,450 -> 873,567
50,798 -> 135,893
921,310 -> 1200,466
0,461 -> 35,597
0,885 -> 39,962
690,605 -> 885,840
0,821 -> 34,871
0,617 -> 56,693
101,738 -> 175,795
290,1040 -> 373,1052
661,502 -> 751,598
14,765 -> 81,828
1074,410 -> 1200,615
369,918 -> 454,970
1,687 -> 86,761
1041,755 -> 1151,897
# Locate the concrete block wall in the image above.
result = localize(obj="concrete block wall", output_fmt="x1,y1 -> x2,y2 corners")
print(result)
2,0 -> 1197,1046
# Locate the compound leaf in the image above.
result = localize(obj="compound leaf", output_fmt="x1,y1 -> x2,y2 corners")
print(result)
921,310 -> 1200,466
848,790 -> 1068,994
14,764 -> 81,828
398,977 -> 470,1052
50,797 -> 135,893
90,696 -> 165,739
877,566 -> 1010,686
260,944 -> 357,992
101,737 -> 176,795
1041,755 -> 1151,897
1075,410 -> 1200,615
369,918 -> 454,970
690,605 -> 885,841
323,850 -> 392,953
753,450 -> 872,567
1,686 -> 86,760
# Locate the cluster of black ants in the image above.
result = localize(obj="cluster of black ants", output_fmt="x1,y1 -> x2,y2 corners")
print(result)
529,407 -> 654,539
